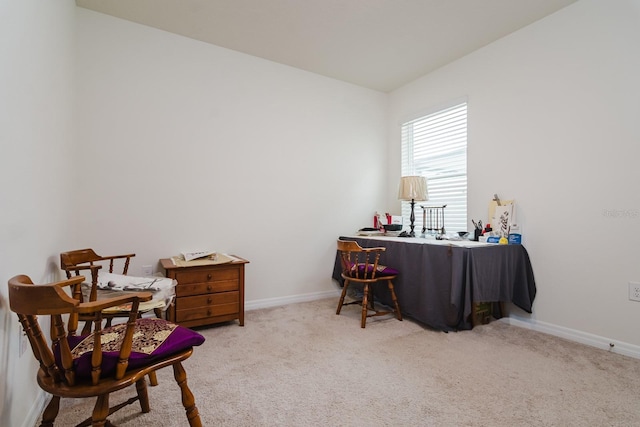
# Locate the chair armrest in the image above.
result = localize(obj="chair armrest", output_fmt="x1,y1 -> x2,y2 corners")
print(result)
56,276 -> 86,289
62,263 -> 103,273
75,291 -> 153,314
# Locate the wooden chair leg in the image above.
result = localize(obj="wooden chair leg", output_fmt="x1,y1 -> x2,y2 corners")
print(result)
148,371 -> 159,386
361,284 -> 369,328
39,395 -> 60,427
136,378 -> 151,413
91,394 -> 110,427
387,280 -> 403,321
173,362 -> 202,427
336,280 -> 350,315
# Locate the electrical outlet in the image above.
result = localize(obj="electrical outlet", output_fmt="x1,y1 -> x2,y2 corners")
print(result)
141,265 -> 153,276
629,282 -> 640,302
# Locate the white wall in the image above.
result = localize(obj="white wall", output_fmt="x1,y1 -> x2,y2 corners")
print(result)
0,4 -> 387,424
0,1 -> 77,426
388,0 -> 640,349
74,9 -> 389,303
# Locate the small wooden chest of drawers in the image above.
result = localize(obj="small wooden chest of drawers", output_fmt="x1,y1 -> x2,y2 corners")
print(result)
160,256 -> 249,328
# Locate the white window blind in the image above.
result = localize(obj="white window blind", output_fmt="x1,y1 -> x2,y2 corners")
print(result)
401,101 -> 467,233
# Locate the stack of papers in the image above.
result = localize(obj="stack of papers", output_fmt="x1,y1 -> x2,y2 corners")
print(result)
171,253 -> 235,267
181,250 -> 216,261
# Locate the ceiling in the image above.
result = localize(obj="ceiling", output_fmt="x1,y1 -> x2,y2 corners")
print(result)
76,0 -> 578,92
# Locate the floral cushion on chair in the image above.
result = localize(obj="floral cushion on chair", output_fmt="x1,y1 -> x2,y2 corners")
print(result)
350,263 -> 399,277
55,318 -> 205,380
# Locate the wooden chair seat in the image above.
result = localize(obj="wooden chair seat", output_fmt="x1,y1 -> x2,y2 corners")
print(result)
336,240 -> 403,328
8,274 -> 204,427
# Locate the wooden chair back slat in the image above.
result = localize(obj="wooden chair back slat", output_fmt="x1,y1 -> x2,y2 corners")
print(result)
52,313 -> 76,385
115,301 -> 140,379
337,240 -> 385,282
17,312 -> 62,382
91,312 -> 104,384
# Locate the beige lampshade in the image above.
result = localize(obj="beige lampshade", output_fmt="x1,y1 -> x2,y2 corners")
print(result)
398,176 -> 428,201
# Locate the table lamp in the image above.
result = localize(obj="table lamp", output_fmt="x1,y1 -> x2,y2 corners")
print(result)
398,176 -> 428,237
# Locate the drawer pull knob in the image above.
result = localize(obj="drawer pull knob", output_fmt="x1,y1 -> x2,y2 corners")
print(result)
207,309 -> 212,316
207,298 -> 212,304
207,273 -> 212,280
207,285 -> 212,291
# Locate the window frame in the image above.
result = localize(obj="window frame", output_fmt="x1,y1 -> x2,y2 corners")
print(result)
400,100 -> 468,234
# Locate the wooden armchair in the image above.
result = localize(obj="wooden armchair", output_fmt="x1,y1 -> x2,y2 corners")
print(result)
60,249 -> 163,332
336,240 -> 403,328
60,248 -> 135,304
8,274 -> 204,427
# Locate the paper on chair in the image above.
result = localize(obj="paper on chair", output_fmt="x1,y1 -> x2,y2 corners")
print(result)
90,272 -> 177,312
96,272 -> 174,292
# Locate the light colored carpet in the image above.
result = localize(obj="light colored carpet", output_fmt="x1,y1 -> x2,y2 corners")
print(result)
51,298 -> 640,426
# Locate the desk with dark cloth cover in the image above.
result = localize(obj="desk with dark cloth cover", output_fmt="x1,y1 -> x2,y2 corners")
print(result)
332,236 -> 536,331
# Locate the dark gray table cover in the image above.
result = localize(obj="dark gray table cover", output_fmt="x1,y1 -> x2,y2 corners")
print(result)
332,236 -> 536,331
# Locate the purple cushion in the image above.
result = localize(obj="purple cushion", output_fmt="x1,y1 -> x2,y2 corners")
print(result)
55,318 -> 205,380
352,263 -> 399,277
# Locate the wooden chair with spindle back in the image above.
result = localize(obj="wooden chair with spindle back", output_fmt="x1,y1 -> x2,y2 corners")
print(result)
8,274 -> 205,427
336,240 -> 403,328
60,249 -> 164,330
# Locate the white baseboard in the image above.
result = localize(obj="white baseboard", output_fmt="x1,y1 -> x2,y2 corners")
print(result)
502,315 -> 640,360
21,390 -> 47,427
245,290 -> 341,311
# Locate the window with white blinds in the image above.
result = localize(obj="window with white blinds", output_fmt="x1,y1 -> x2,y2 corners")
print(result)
401,101 -> 467,233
